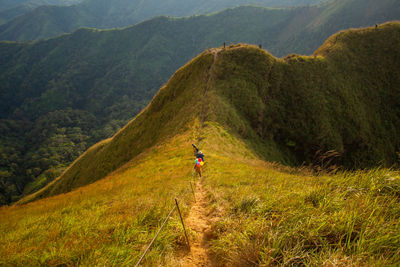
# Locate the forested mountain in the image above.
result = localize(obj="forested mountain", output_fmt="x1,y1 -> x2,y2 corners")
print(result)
0,0 -> 81,25
0,0 -> 399,205
0,0 -> 325,41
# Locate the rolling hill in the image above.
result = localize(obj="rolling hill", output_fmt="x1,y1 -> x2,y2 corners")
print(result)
1,0 -> 400,205
0,0 -> 325,41
0,0 -> 82,26
1,23 -> 399,266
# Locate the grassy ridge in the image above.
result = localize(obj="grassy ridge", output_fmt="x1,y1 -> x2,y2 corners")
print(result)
1,130 -> 197,265
22,22 -> 400,204
207,22 -> 400,167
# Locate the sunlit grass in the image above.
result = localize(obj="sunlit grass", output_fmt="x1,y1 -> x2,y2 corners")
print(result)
0,131 -> 197,266
200,122 -> 400,266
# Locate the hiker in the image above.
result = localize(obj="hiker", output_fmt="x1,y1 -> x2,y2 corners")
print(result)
192,144 -> 205,177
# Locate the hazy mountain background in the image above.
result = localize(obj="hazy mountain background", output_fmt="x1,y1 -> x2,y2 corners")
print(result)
0,0 -> 325,41
0,0 -> 82,25
0,0 -> 399,205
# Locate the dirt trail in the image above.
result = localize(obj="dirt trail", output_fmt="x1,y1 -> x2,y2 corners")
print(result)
180,179 -> 214,266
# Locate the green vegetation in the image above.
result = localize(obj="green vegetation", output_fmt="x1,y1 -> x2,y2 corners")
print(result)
201,122 -> 400,265
22,22 -> 400,202
1,2 -> 399,205
210,25 -> 400,168
1,23 -> 399,265
0,0 -> 82,26
18,51 -> 214,203
0,131 -> 197,265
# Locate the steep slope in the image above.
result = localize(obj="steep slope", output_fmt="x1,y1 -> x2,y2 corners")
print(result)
0,0 -> 324,41
1,2 -> 400,205
208,23 -> 400,168
0,5 -> 344,204
1,130 -> 199,266
20,22 -> 400,205
19,51 -> 216,203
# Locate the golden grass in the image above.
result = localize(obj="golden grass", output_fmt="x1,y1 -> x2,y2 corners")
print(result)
1,120 -> 399,265
199,122 -> 400,266
0,130 -> 198,266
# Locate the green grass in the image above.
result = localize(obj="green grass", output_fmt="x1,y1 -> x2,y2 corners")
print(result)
207,23 -> 400,168
18,51 -> 214,203
2,118 -> 399,266
199,121 -> 400,266
2,2 -> 399,205
21,22 -> 400,202
1,131 -> 197,266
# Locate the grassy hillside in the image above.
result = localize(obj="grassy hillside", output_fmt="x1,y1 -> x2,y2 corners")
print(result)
1,23 -> 400,265
201,122 -> 400,265
208,22 -> 400,169
0,5 -> 338,204
19,51 -> 214,202
1,130 -> 198,265
1,2 -> 400,205
2,118 -> 400,265
20,22 -> 400,203
0,0 -> 324,40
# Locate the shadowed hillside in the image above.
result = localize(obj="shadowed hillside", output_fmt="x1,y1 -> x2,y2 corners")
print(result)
20,22 -> 400,205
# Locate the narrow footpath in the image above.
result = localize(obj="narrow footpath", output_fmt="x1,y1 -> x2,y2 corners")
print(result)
180,179 -> 214,266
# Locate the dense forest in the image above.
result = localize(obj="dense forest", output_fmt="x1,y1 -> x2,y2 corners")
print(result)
0,0 -> 399,205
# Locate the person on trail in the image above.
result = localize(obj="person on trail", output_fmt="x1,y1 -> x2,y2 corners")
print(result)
192,144 -> 205,177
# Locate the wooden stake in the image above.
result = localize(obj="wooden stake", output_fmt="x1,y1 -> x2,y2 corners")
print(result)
175,198 -> 190,249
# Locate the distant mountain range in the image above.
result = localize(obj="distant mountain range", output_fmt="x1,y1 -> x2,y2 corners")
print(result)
0,0 -> 325,41
0,0 -> 82,25
0,0 -> 399,205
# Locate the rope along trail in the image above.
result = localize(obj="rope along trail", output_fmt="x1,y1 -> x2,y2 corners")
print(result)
180,179 -> 214,266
